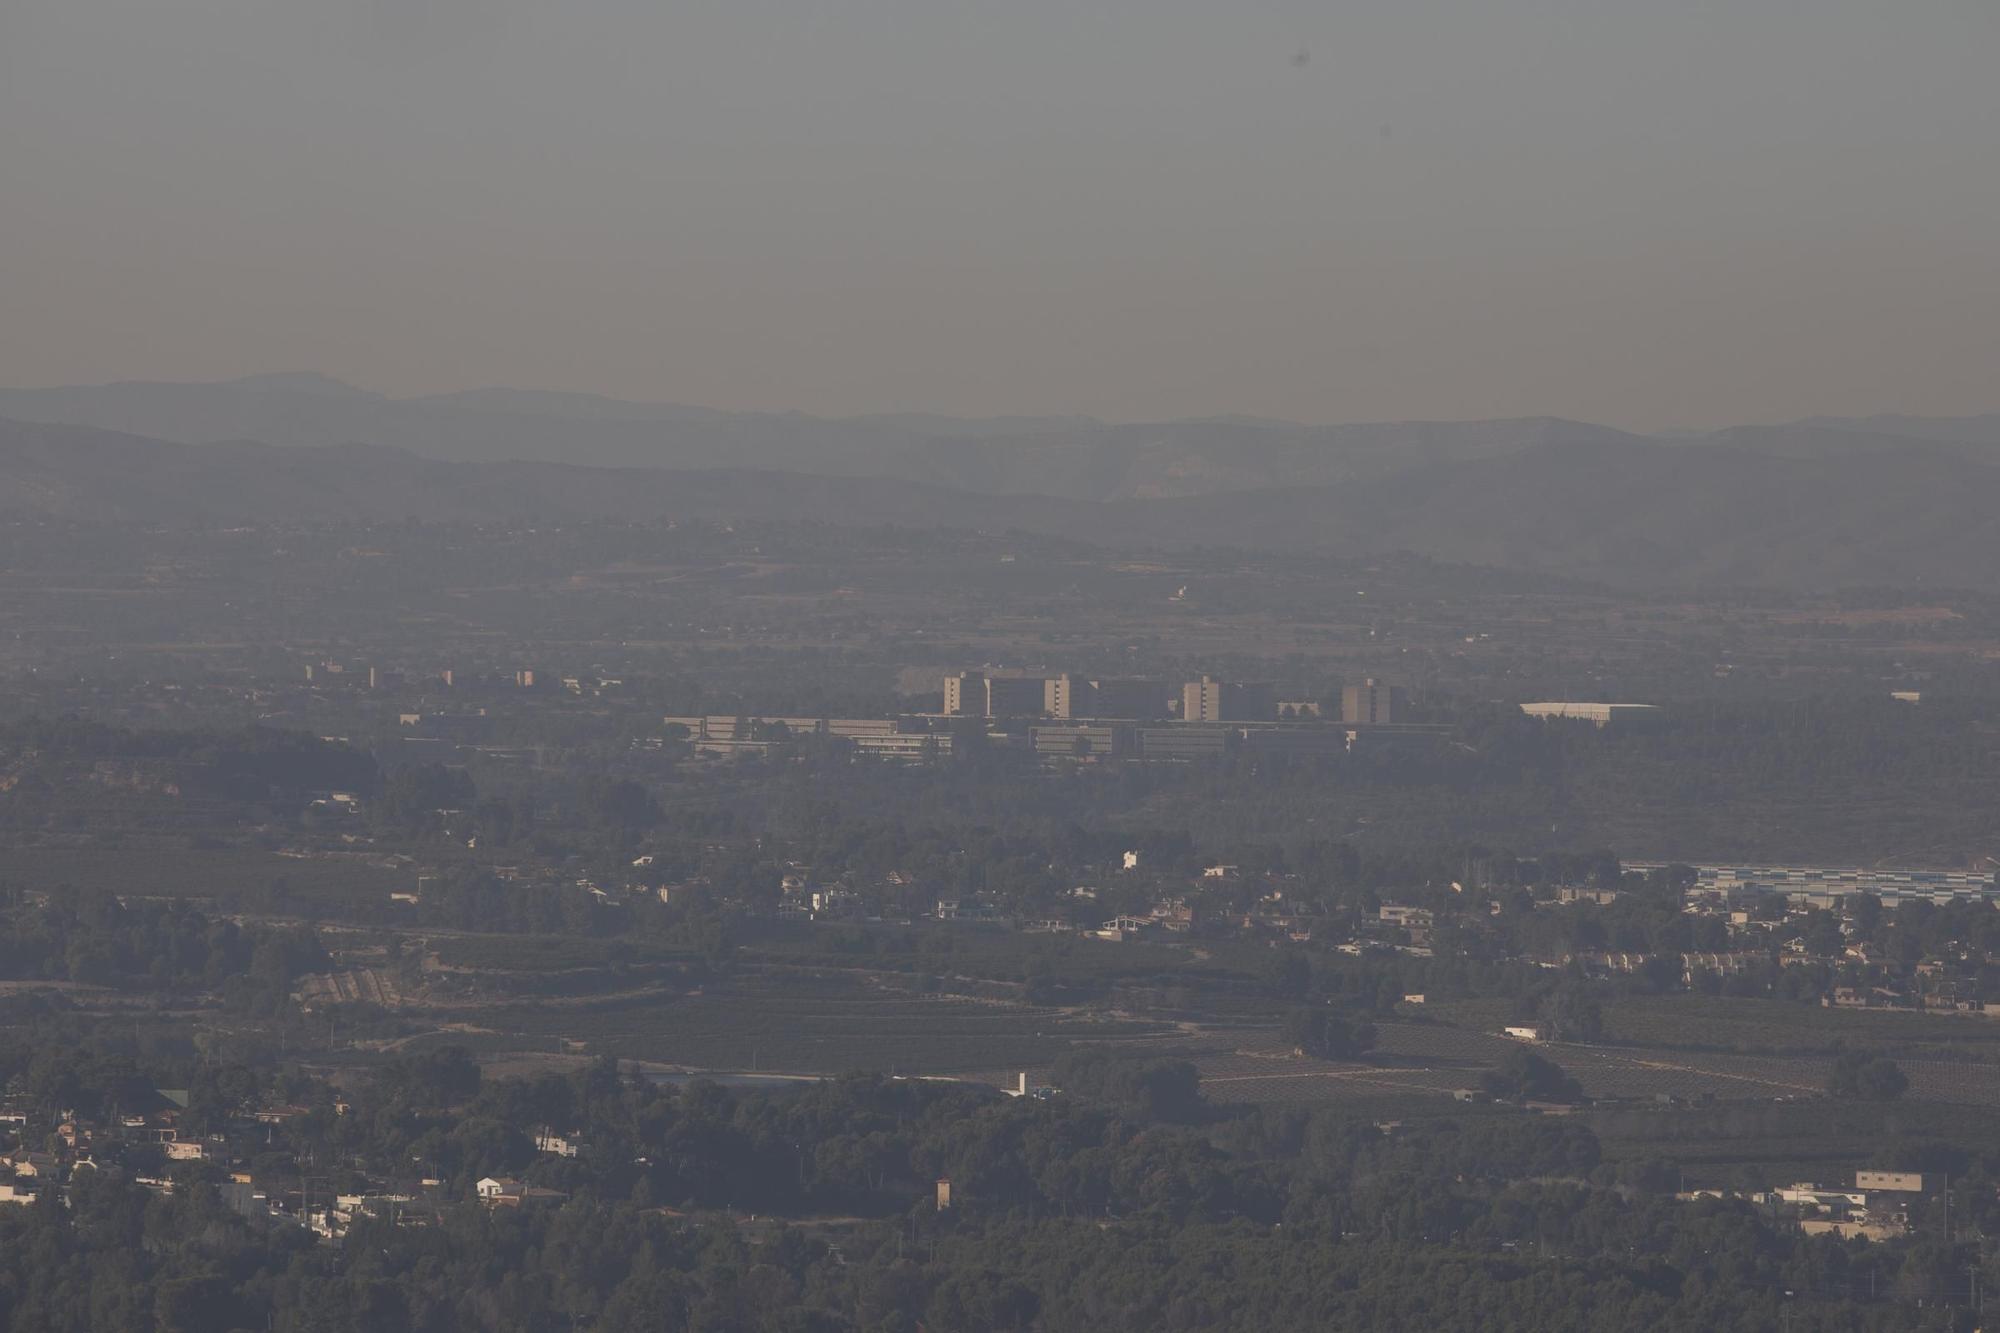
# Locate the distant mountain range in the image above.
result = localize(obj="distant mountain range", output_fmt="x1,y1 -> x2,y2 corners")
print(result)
9,372 -> 1994,506
0,373 -> 939,478
7,401 -> 2000,588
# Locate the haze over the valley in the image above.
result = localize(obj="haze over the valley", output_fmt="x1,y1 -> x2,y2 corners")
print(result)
4,0 -> 1997,431
5,1 -> 1998,588
5,374 -> 2000,589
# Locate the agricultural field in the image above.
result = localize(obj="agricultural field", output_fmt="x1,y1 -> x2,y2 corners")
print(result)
429,935 -> 698,973
1586,1099 -> 2000,1189
1595,995 -> 2000,1055
1420,993 -> 2000,1056
0,843 -> 408,914
1184,1014 -> 2000,1112
1178,1021 -> 1824,1109
400,971 -> 1180,1075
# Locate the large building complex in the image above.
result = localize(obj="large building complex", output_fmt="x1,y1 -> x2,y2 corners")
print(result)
944,670 -> 1169,720
945,669 -> 1418,731
668,684 -> 1452,764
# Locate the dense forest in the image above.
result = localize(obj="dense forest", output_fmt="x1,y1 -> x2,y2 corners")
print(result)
2,1044 -> 1991,1331
0,892 -> 324,1012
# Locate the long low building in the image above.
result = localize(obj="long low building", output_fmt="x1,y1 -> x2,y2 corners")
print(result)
1521,702 -> 1662,726
1631,861 -> 1999,906
850,733 -> 952,759
1029,724 -> 1129,758
663,715 -> 932,741
664,715 -> 952,760
672,710 -> 1447,765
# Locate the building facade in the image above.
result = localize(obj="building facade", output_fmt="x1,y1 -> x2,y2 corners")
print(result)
1182,676 -> 1275,723
942,671 -> 985,718
1341,679 -> 1407,725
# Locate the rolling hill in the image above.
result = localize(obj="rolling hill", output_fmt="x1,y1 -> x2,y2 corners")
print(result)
0,375 -> 1642,499
6,416 -> 2000,589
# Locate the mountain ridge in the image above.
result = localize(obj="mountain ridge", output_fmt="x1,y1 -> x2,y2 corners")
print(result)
5,374 -> 1995,505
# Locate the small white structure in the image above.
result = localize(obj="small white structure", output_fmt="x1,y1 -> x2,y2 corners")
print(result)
1519,702 -> 1660,727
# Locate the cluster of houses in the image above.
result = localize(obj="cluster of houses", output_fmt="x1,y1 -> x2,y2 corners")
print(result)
0,1089 -> 290,1210
0,1093 -> 588,1239
1556,893 -> 1999,1009
1682,1170 -> 1931,1242
390,844 -> 2000,1020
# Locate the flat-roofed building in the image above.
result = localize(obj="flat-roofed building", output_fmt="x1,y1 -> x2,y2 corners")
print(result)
1633,860 -> 1999,907
1137,726 -> 1230,761
852,733 -> 949,760
825,717 -> 902,738
667,714 -> 920,745
1031,724 -> 1128,758
1520,702 -> 1661,727
1240,728 -> 1348,757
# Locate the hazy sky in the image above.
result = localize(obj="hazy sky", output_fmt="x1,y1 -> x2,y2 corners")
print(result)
3,1 -> 1995,430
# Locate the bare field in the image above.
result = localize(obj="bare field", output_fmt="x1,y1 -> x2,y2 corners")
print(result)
391,978 -> 1178,1075
1184,1021 -> 2000,1110
0,845 -> 406,907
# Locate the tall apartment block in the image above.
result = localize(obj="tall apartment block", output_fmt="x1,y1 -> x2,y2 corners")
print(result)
1044,673 -> 1083,719
943,671 -> 986,718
